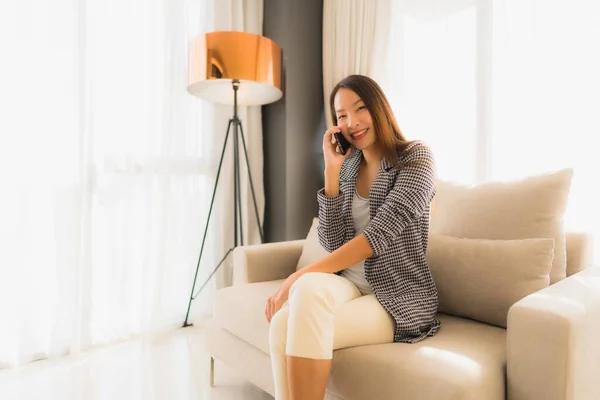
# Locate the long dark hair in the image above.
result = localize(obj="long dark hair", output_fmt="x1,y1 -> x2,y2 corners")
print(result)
329,74 -> 417,167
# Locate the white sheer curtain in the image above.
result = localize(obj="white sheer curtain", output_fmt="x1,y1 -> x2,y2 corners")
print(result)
0,0 -> 264,369
381,0 -> 480,184
490,0 -> 600,243
322,0 -> 390,126
379,0 -> 600,260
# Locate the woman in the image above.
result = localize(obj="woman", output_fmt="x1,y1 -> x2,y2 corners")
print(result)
265,74 -> 440,400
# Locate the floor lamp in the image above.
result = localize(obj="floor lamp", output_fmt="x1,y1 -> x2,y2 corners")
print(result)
183,31 -> 283,327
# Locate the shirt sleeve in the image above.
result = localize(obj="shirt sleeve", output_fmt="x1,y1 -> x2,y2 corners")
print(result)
362,144 -> 436,257
316,188 -> 346,252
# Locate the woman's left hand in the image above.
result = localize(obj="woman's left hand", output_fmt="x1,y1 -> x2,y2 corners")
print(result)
265,273 -> 299,323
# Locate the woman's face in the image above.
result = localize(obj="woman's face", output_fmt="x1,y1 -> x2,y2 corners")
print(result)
333,88 -> 377,151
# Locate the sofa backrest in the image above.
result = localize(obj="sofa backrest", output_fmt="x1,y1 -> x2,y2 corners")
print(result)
566,232 -> 594,277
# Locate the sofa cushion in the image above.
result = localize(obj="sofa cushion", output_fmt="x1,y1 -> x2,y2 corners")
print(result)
430,168 -> 572,284
327,314 -> 507,400
296,217 -> 329,271
215,283 -> 508,400
426,233 -> 554,328
214,279 -> 284,355
565,232 -> 594,276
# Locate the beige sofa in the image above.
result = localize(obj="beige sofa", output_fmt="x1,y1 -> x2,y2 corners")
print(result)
207,170 -> 600,399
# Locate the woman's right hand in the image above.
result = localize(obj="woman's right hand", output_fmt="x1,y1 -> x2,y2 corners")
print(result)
323,126 -> 353,170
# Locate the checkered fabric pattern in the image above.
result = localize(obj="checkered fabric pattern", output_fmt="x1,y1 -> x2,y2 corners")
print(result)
317,141 -> 441,343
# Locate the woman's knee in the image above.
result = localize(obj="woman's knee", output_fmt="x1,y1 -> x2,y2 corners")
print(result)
288,272 -> 333,305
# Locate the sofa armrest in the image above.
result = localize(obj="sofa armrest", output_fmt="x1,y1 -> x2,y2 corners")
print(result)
232,240 -> 305,285
507,268 -> 600,400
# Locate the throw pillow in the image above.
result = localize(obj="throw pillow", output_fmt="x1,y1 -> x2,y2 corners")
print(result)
296,218 -> 329,271
430,168 -> 572,283
427,233 -> 554,328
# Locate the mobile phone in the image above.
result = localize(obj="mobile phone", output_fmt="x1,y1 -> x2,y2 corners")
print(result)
333,132 -> 351,155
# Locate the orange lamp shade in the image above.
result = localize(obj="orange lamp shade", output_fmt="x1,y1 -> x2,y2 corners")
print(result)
187,31 -> 283,106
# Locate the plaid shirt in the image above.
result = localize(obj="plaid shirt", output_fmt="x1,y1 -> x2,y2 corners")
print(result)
317,141 -> 441,343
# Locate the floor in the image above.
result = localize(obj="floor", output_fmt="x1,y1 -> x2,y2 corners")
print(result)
0,326 -> 274,400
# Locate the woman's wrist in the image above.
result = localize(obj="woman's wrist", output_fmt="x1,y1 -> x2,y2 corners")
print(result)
281,270 -> 303,299
324,167 -> 341,197
289,269 -> 305,284
324,166 -> 341,177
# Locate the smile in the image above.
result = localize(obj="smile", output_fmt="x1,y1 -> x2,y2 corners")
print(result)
350,128 -> 368,140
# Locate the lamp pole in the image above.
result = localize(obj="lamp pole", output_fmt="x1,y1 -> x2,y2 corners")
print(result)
183,79 -> 264,327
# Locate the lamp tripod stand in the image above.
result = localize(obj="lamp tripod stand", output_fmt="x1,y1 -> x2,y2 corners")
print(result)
183,79 -> 264,327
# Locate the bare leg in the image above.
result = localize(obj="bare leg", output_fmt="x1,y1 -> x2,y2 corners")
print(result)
287,356 -> 331,400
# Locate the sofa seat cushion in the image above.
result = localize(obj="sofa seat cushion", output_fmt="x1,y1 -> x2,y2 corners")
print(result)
214,280 -> 284,355
327,314 -> 507,400
215,281 -> 507,400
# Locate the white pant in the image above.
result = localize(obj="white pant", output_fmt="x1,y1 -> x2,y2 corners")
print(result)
269,272 -> 396,400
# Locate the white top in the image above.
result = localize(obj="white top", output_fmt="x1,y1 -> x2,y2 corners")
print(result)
340,190 -> 374,295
